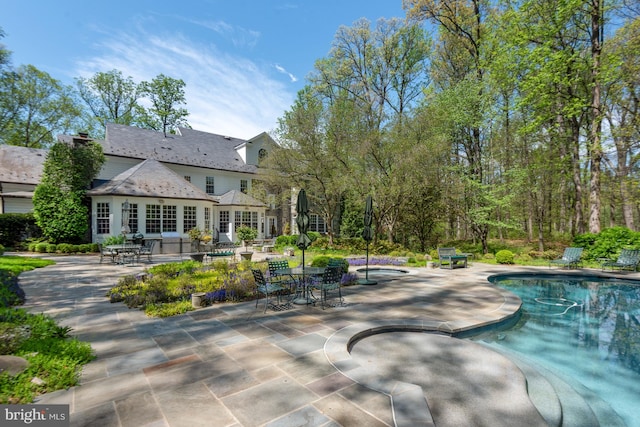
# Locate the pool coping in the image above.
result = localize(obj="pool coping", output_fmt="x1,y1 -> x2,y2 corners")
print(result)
323,286 -> 523,427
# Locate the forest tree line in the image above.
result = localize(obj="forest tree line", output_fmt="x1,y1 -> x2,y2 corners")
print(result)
260,0 -> 640,253
0,28 -> 189,144
2,0 -> 640,254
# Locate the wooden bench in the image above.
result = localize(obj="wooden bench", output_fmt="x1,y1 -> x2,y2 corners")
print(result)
437,247 -> 468,269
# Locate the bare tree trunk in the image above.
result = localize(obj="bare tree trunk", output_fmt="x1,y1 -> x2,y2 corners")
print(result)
588,0 -> 603,233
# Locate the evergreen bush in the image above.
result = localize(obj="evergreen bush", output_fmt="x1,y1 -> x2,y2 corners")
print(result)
496,250 -> 515,264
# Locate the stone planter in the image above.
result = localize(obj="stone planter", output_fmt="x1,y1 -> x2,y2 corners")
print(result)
190,253 -> 205,262
239,252 -> 253,261
191,292 -> 206,308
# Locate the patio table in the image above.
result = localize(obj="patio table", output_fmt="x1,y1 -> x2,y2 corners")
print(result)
106,244 -> 141,265
274,266 -> 325,305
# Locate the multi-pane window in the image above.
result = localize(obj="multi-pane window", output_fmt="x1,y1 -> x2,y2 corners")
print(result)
240,179 -> 248,194
204,207 -> 210,233
183,206 -> 197,232
96,203 -> 110,234
146,204 -> 161,233
163,205 -> 177,232
206,176 -> 215,194
219,211 -> 230,233
234,211 -> 258,230
309,214 -> 327,233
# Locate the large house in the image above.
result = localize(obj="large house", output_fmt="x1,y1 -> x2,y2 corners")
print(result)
0,123 -> 291,250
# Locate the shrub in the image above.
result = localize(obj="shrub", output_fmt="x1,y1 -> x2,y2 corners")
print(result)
35,243 -> 48,253
574,227 -> 640,260
144,300 -> 193,317
56,243 -> 74,254
102,235 -> 125,245
0,244 -> 4,256
0,322 -> 30,354
275,235 -> 297,246
0,271 -> 25,308
496,250 -> 515,264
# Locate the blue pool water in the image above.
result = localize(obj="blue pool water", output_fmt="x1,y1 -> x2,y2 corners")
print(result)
476,274 -> 640,427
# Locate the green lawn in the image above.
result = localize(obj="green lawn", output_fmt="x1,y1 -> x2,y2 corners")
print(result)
0,255 -> 55,274
1,255 -> 94,404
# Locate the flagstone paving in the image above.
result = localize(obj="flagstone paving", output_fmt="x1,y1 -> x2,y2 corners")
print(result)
14,252 -> 633,426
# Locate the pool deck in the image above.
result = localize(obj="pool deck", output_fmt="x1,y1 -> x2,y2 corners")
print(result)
15,253 -> 639,427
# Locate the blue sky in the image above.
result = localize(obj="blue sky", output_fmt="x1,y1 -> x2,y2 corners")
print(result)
2,1 -> 407,139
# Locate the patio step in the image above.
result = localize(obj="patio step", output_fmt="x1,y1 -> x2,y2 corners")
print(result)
480,343 -> 625,427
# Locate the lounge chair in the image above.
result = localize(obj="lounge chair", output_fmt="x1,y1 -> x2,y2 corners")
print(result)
549,247 -> 583,269
437,247 -> 468,269
600,249 -> 640,272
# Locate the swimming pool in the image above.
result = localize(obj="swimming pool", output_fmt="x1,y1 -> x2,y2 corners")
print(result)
479,274 -> 640,427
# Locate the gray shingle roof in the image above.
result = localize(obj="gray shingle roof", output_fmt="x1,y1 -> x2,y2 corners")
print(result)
0,145 -> 46,184
214,190 -> 266,207
85,124 -> 258,173
86,158 -> 216,202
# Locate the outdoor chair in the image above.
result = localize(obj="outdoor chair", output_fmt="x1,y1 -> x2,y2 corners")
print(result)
549,247 -> 583,269
137,240 -> 156,263
600,249 -> 640,272
267,260 -> 296,292
314,266 -> 344,310
98,243 -> 117,264
251,269 -> 289,312
437,247 -> 468,269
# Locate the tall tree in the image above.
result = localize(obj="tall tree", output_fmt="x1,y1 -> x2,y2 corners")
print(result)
603,17 -> 640,230
33,139 -> 105,243
76,69 -> 141,136
310,18 -> 431,243
0,27 -> 10,70
138,74 -> 189,137
0,65 -> 81,147
405,0 -> 496,253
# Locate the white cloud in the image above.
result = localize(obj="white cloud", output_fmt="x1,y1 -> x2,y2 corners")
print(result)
275,64 -> 298,82
75,27 -> 293,139
188,19 -> 261,49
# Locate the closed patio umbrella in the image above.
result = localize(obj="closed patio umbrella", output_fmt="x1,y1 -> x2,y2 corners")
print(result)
296,189 -> 311,270
360,195 -> 377,285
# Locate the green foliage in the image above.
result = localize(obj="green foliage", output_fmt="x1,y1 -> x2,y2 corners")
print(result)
76,69 -> 141,135
0,307 -> 94,403
574,227 -> 640,260
144,300 -> 194,317
236,226 -> 258,245
102,235 -> 125,245
0,255 -> 54,275
275,235 -> 297,246
0,64 -> 82,148
138,74 -> 189,136
309,256 -> 349,271
107,260 -> 256,315
0,270 -> 24,308
33,140 -> 104,244
0,213 -> 41,247
495,250 -> 515,264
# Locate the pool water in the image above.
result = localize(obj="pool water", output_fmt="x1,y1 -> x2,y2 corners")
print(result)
476,275 -> 640,427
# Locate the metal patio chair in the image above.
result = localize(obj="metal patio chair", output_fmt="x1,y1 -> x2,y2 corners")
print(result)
600,249 -> 640,272
314,266 -> 344,310
251,269 -> 289,312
